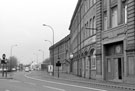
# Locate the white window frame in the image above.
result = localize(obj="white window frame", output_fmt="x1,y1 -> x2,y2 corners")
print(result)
93,16 -> 96,34
89,19 -> 92,36
111,6 -> 118,28
86,57 -> 89,69
91,50 -> 96,70
125,5 -> 127,24
104,11 -> 107,30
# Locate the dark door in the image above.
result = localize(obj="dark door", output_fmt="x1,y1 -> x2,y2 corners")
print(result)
114,58 -> 123,80
118,58 -> 122,79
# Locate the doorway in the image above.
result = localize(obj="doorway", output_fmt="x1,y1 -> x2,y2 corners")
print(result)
106,57 -> 123,81
114,58 -> 123,80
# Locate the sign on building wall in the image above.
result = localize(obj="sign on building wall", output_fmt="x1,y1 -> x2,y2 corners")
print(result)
48,65 -> 53,72
84,36 -> 96,46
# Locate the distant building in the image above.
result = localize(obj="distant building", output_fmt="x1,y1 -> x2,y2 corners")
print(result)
49,35 -> 71,73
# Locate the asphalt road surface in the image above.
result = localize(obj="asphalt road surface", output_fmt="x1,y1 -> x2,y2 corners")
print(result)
0,71 -> 130,91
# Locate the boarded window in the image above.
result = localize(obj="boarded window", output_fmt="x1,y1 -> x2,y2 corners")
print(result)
97,60 -> 101,74
91,50 -> 96,70
128,57 -> 135,76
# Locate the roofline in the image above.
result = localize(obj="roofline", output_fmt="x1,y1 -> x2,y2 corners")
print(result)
69,0 -> 82,30
49,34 -> 70,50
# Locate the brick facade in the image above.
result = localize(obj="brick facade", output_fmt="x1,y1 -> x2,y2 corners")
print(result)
49,35 -> 70,73
49,0 -> 135,84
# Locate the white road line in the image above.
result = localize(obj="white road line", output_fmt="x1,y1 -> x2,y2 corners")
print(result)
9,80 -> 20,83
24,82 -> 36,86
25,73 -> 107,91
43,85 -> 66,91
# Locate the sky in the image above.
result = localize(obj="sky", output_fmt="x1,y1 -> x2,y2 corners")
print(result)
0,0 -> 77,64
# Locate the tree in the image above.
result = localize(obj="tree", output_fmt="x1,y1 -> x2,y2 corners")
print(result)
9,56 -> 18,70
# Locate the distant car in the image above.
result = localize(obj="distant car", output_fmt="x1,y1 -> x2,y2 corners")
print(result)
0,68 -> 2,72
25,67 -> 29,72
12,68 -> 16,71
3,68 -> 8,72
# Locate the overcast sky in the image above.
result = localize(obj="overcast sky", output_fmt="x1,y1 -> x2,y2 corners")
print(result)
0,0 -> 77,64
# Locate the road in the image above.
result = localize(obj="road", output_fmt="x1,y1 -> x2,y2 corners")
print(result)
0,71 -> 130,91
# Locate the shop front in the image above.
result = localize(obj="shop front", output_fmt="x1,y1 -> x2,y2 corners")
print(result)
104,41 -> 124,82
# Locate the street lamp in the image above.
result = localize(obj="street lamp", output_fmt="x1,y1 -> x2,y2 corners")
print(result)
44,40 -> 52,46
39,49 -> 44,62
33,53 -> 38,64
69,53 -> 73,73
43,24 -> 54,76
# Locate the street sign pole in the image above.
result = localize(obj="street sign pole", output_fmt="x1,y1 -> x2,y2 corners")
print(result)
2,64 -> 4,77
1,54 -> 6,78
58,66 -> 59,78
5,59 -> 7,78
56,61 -> 61,78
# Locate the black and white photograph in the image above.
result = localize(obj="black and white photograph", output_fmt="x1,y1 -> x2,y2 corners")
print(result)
0,0 -> 134,91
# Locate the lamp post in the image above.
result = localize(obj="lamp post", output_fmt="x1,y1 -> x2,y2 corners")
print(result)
39,49 -> 44,62
43,24 -> 54,76
10,44 -> 17,71
33,53 -> 38,64
44,40 -> 52,45
69,53 -> 73,73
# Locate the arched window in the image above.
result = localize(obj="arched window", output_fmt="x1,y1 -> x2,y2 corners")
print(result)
93,16 -> 96,34
90,49 -> 96,69
89,19 -> 92,36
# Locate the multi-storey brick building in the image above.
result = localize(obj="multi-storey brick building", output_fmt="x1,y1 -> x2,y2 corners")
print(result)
102,0 -> 135,84
69,0 -> 102,80
49,35 -> 71,73
69,0 -> 135,84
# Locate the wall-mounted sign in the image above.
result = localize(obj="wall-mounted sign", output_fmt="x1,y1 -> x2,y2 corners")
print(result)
84,36 -> 96,46
48,65 -> 53,72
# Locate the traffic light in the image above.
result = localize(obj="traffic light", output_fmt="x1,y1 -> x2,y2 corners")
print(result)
2,54 -> 6,60
56,61 -> 61,67
1,54 -> 6,64
1,59 -> 5,64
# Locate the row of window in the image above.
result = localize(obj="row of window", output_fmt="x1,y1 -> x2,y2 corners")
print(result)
82,16 -> 96,41
72,15 -> 96,51
84,0 -> 96,13
81,50 -> 96,70
103,1 -> 127,30
71,0 -> 97,49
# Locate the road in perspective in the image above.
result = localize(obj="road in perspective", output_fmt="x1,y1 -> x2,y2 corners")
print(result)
0,71 -> 132,91
0,0 -> 135,91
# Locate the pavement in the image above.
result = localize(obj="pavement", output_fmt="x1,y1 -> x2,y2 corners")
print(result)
29,71 -> 135,91
0,71 -> 14,79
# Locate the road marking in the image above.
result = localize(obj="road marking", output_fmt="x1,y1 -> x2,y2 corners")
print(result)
24,82 -> 36,86
9,80 -> 20,83
25,73 -> 107,91
43,85 -> 66,91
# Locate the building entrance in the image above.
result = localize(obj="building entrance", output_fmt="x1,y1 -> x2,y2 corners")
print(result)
104,41 -> 124,82
106,57 -> 123,82
114,58 -> 123,80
